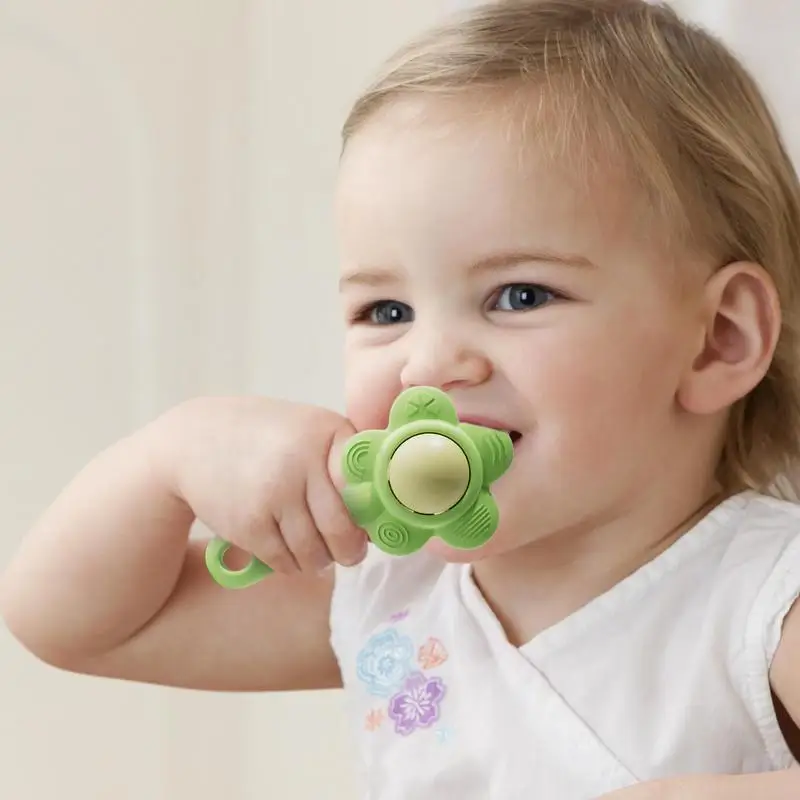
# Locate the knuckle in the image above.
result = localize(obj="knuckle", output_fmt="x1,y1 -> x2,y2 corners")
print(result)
255,543 -> 297,575
267,558 -> 299,576
324,523 -> 367,565
251,467 -> 285,500
238,505 -> 272,541
311,482 -> 352,529
234,512 -> 295,571
291,536 -> 326,568
318,509 -> 345,539
282,513 -> 331,570
326,504 -> 361,540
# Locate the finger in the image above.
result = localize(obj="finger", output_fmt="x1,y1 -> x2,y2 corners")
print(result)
277,498 -> 334,573
306,466 -> 368,567
327,421 -> 357,492
243,514 -> 299,575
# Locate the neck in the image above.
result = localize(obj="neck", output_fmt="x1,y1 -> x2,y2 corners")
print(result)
471,480 -> 725,647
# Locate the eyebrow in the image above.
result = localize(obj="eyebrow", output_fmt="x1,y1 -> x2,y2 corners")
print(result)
338,249 -> 596,291
339,267 -> 397,291
468,250 -> 597,273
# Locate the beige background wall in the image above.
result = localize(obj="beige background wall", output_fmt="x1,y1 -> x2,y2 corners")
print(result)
0,2 -> 443,797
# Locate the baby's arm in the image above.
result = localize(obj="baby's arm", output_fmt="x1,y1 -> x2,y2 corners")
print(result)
0,411 -> 342,692
598,770 -> 799,798
770,598 -> 800,757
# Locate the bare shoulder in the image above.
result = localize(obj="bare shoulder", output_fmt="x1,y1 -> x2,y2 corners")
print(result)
72,541 -> 341,692
770,595 -> 800,745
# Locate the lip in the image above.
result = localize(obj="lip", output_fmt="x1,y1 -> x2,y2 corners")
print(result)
458,414 -> 512,430
457,414 -> 523,445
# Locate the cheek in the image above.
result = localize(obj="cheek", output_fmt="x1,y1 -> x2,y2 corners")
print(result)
344,340 -> 403,431
520,310 -> 688,436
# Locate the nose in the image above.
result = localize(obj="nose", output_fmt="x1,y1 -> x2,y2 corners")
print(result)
400,324 -> 492,391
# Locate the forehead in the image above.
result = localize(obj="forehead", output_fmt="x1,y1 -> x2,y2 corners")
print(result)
335,92 -> 658,270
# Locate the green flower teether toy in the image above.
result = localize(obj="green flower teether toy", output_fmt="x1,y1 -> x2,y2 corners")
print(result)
205,386 -> 514,589
340,386 -> 514,555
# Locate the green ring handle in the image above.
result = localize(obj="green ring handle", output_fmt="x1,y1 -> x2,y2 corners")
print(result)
205,386 -> 514,590
204,538 -> 273,589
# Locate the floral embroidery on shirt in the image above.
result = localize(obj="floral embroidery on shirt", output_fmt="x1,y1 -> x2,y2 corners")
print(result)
417,636 -> 448,669
356,628 -> 414,697
358,620 -> 451,736
387,672 -> 446,735
435,726 -> 454,744
365,708 -> 385,732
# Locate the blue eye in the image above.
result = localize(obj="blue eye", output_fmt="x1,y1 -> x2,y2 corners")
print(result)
364,300 -> 414,325
494,284 -> 556,312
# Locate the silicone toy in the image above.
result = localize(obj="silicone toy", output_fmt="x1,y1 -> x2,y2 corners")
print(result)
205,387 -> 514,589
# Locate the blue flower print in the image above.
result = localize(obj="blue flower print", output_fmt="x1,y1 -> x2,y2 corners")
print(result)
356,628 -> 414,697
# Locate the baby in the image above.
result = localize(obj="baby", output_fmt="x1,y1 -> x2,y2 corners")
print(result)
4,1 -> 800,797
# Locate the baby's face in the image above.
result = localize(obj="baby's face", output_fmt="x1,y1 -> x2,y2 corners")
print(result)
335,95 -> 709,561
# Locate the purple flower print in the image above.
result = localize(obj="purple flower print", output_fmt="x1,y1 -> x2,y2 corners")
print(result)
388,672 -> 446,735
356,628 -> 414,697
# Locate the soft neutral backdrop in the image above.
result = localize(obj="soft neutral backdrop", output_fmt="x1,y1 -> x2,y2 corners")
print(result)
0,1 -> 795,798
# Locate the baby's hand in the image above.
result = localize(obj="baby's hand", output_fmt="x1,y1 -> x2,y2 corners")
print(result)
161,396 -> 367,574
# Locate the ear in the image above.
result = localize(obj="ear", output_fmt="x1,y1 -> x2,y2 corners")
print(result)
677,262 -> 781,415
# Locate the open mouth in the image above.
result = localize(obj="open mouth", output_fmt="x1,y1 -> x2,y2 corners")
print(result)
458,414 -> 523,447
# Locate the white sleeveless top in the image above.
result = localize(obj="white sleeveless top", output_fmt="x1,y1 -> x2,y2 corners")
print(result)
330,491 -> 800,799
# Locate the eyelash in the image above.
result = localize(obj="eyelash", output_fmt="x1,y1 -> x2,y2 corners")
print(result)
349,283 -> 564,325
350,300 -> 413,326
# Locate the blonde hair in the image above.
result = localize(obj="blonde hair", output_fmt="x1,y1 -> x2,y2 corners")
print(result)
342,0 -> 800,496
